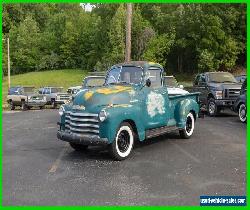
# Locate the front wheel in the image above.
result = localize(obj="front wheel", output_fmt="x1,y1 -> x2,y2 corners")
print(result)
21,101 -> 27,111
238,103 -> 247,123
51,100 -> 56,109
179,112 -> 195,139
207,98 -> 220,116
9,101 -> 15,110
109,122 -> 134,160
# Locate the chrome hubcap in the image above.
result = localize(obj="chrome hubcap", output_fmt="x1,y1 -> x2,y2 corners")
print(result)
209,102 -> 215,114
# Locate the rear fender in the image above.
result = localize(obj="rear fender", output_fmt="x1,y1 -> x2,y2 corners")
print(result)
174,98 -> 199,128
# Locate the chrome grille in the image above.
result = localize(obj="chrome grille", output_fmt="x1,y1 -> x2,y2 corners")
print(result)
64,111 -> 99,136
225,88 -> 241,99
57,94 -> 71,100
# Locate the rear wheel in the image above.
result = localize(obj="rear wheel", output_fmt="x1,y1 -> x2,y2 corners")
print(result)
179,112 -> 195,139
9,101 -> 15,110
238,103 -> 247,123
21,100 -> 27,111
69,143 -> 88,151
109,122 -> 134,160
51,100 -> 56,109
207,98 -> 220,116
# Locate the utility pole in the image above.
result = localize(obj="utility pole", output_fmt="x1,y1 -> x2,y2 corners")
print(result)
125,3 -> 132,62
7,37 -> 10,89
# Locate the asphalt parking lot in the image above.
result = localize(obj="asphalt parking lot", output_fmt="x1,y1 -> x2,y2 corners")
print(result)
2,109 -> 246,206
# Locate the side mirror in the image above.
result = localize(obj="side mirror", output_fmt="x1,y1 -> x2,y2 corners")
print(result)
146,79 -> 151,87
179,84 -> 184,89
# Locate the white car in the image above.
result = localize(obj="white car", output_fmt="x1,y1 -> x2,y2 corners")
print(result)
164,76 -> 189,95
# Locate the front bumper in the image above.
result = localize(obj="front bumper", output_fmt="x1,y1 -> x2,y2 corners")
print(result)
57,129 -> 109,146
27,101 -> 46,107
215,99 -> 236,107
55,100 -> 69,105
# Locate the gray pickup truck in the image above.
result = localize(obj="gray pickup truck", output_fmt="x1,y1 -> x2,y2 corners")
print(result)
191,72 -> 241,116
7,86 -> 46,110
39,87 -> 72,108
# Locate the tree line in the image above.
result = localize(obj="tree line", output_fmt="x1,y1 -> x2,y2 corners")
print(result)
2,3 -> 246,75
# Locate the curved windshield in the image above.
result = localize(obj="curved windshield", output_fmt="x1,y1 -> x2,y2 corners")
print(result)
208,72 -> 237,83
106,66 -> 143,85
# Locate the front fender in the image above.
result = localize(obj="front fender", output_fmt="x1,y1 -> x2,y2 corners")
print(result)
174,98 -> 199,128
99,104 -> 145,143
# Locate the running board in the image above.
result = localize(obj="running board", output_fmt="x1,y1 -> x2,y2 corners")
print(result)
145,125 -> 179,139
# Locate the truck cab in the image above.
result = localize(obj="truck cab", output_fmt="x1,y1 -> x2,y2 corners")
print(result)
57,61 -> 200,160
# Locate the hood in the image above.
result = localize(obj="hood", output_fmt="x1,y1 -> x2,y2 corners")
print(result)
209,82 -> 242,91
72,85 -> 138,112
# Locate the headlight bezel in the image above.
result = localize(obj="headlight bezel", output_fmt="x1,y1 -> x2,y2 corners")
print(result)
99,110 -> 107,122
59,105 -> 65,116
215,90 -> 223,99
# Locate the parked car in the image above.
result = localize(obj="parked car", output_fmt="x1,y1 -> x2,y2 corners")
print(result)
234,79 -> 247,123
191,72 -> 241,116
82,76 -> 105,89
235,75 -> 246,83
39,87 -> 72,108
7,86 -> 46,110
57,61 -> 200,160
163,76 -> 189,95
67,86 -> 82,97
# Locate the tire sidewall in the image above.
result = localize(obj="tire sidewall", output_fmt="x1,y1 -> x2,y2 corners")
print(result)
10,101 -> 15,110
111,122 -> 134,160
208,98 -> 217,116
184,112 -> 195,137
239,103 -> 247,123
21,101 -> 27,111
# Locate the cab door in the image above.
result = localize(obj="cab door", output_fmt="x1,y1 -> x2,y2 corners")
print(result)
142,68 -> 170,129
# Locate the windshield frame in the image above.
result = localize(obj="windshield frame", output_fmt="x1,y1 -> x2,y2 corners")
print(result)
105,65 -> 144,86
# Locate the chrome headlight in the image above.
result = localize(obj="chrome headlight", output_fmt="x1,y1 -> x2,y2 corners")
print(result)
215,91 -> 223,99
99,110 -> 107,122
43,96 -> 46,101
59,105 -> 65,116
28,96 -> 32,100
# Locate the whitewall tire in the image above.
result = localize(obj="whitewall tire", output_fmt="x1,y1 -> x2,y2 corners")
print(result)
179,112 -> 195,139
109,122 -> 134,160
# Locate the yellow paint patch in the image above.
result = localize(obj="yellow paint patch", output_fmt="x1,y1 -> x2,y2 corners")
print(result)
84,91 -> 94,100
149,61 -> 156,65
95,86 -> 132,95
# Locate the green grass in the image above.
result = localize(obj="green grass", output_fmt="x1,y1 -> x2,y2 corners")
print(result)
2,69 -> 88,109
2,69 -> 194,109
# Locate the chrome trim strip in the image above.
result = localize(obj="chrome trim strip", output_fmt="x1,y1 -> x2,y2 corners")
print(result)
65,116 -> 99,122
65,120 -> 99,128
65,125 -> 99,134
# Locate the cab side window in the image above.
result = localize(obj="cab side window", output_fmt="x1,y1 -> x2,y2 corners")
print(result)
146,68 -> 162,88
198,75 -> 206,86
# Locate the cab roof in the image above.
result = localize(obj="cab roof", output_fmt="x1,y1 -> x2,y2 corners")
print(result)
112,61 -> 164,70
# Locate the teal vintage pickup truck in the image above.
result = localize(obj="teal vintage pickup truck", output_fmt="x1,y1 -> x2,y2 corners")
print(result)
57,61 -> 200,160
